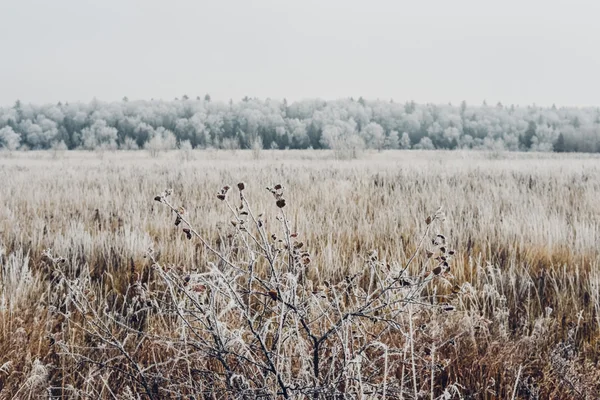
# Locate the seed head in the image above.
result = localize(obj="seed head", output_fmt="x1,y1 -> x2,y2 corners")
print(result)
237,182 -> 245,191
276,199 -> 286,208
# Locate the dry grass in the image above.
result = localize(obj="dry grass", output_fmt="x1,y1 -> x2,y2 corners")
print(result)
0,149 -> 599,398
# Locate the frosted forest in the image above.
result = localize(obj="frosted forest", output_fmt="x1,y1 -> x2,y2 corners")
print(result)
1,97 -> 598,153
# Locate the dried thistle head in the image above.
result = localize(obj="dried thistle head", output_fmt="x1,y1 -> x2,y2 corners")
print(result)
237,182 -> 245,191
276,199 -> 286,208
156,189 -> 173,202
217,185 -> 231,200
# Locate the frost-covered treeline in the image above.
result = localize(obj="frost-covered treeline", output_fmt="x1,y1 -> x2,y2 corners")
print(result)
1,97 -> 599,152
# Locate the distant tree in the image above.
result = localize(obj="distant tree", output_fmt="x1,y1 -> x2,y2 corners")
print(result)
120,137 -> 139,150
400,132 -> 411,149
179,139 -> 194,161
144,127 -> 176,157
460,100 -> 467,116
415,137 -> 435,150
13,99 -> 23,120
81,120 -> 118,150
385,130 -> 400,149
361,122 -> 385,151
520,121 -> 537,149
0,126 -> 21,151
320,120 -> 357,150
251,136 -> 263,160
204,94 -> 211,102
553,133 -> 566,152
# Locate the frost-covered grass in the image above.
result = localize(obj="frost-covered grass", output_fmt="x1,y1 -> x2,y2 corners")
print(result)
0,150 -> 599,398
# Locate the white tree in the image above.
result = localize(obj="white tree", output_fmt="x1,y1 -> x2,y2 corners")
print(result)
287,118 -> 309,147
414,137 -> 435,150
19,120 -> 44,148
530,124 -> 558,152
251,136 -> 263,160
120,137 -> 139,150
385,130 -> 400,150
144,134 -> 164,157
459,134 -> 474,149
0,126 -> 21,151
320,119 -> 357,150
179,139 -> 194,161
443,127 -> 461,144
144,127 -> 177,157
400,132 -> 411,149
80,120 -> 118,150
361,122 -> 385,151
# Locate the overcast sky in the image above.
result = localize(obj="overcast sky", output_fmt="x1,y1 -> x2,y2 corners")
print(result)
1,0 -> 599,107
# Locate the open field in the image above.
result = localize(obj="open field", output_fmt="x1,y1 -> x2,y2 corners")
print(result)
1,149 -> 599,398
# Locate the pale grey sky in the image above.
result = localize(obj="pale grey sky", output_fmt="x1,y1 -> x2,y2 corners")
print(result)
1,0 -> 599,107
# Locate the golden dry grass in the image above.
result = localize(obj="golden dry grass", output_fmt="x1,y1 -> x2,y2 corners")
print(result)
1,149 -> 599,398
